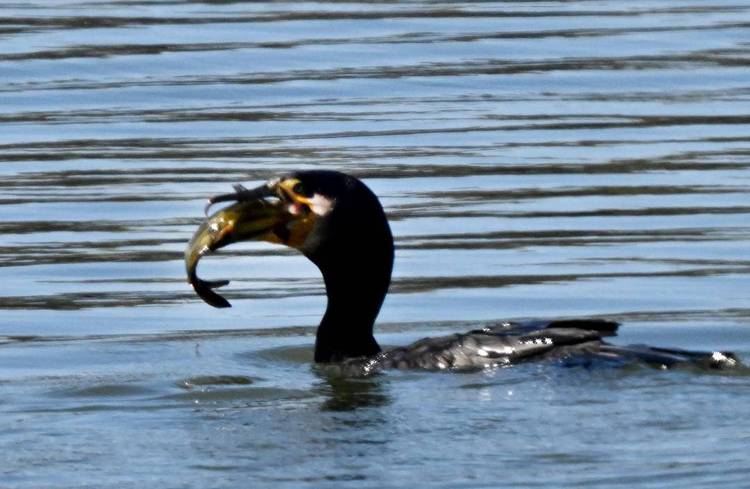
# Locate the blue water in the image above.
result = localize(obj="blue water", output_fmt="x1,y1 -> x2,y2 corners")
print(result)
1,1 -> 750,487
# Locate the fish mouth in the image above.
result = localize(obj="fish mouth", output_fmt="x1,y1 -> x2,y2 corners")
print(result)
185,183 -> 291,308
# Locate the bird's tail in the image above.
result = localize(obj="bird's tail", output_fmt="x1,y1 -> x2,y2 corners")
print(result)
600,344 -> 742,370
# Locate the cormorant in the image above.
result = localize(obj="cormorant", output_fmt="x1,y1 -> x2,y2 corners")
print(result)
185,170 -> 740,372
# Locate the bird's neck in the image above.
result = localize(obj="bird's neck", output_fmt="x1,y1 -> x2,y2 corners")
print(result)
314,264 -> 390,363
305,185 -> 394,363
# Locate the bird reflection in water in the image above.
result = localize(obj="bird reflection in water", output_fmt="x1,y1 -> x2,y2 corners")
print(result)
314,369 -> 392,412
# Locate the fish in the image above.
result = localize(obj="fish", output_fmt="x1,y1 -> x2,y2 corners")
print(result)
185,195 -> 288,308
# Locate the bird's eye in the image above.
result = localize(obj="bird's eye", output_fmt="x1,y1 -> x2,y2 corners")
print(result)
292,182 -> 308,196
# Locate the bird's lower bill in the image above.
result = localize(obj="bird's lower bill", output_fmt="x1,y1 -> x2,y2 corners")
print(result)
185,195 -> 314,308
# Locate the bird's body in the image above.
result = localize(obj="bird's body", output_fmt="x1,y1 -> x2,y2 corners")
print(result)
186,170 -> 741,373
337,319 -> 738,373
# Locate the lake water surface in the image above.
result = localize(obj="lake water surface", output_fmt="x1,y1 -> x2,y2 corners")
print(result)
2,1 -> 750,487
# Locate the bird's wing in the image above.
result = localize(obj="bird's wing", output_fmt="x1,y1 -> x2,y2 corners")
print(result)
382,320 -> 618,370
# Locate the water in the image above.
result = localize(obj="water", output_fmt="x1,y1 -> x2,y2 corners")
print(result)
2,1 -> 750,487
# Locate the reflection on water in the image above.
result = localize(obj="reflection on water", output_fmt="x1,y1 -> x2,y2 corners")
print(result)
315,373 -> 392,412
1,1 -> 750,488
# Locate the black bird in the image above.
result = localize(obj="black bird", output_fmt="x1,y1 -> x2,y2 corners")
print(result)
185,170 -> 740,372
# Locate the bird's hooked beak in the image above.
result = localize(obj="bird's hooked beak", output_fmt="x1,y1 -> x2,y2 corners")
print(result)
185,178 -> 321,308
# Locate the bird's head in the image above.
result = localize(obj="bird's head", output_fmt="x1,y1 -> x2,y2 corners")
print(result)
186,170 -> 393,309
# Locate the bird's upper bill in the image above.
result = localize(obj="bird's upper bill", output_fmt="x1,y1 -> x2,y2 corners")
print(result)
185,176 -> 332,308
